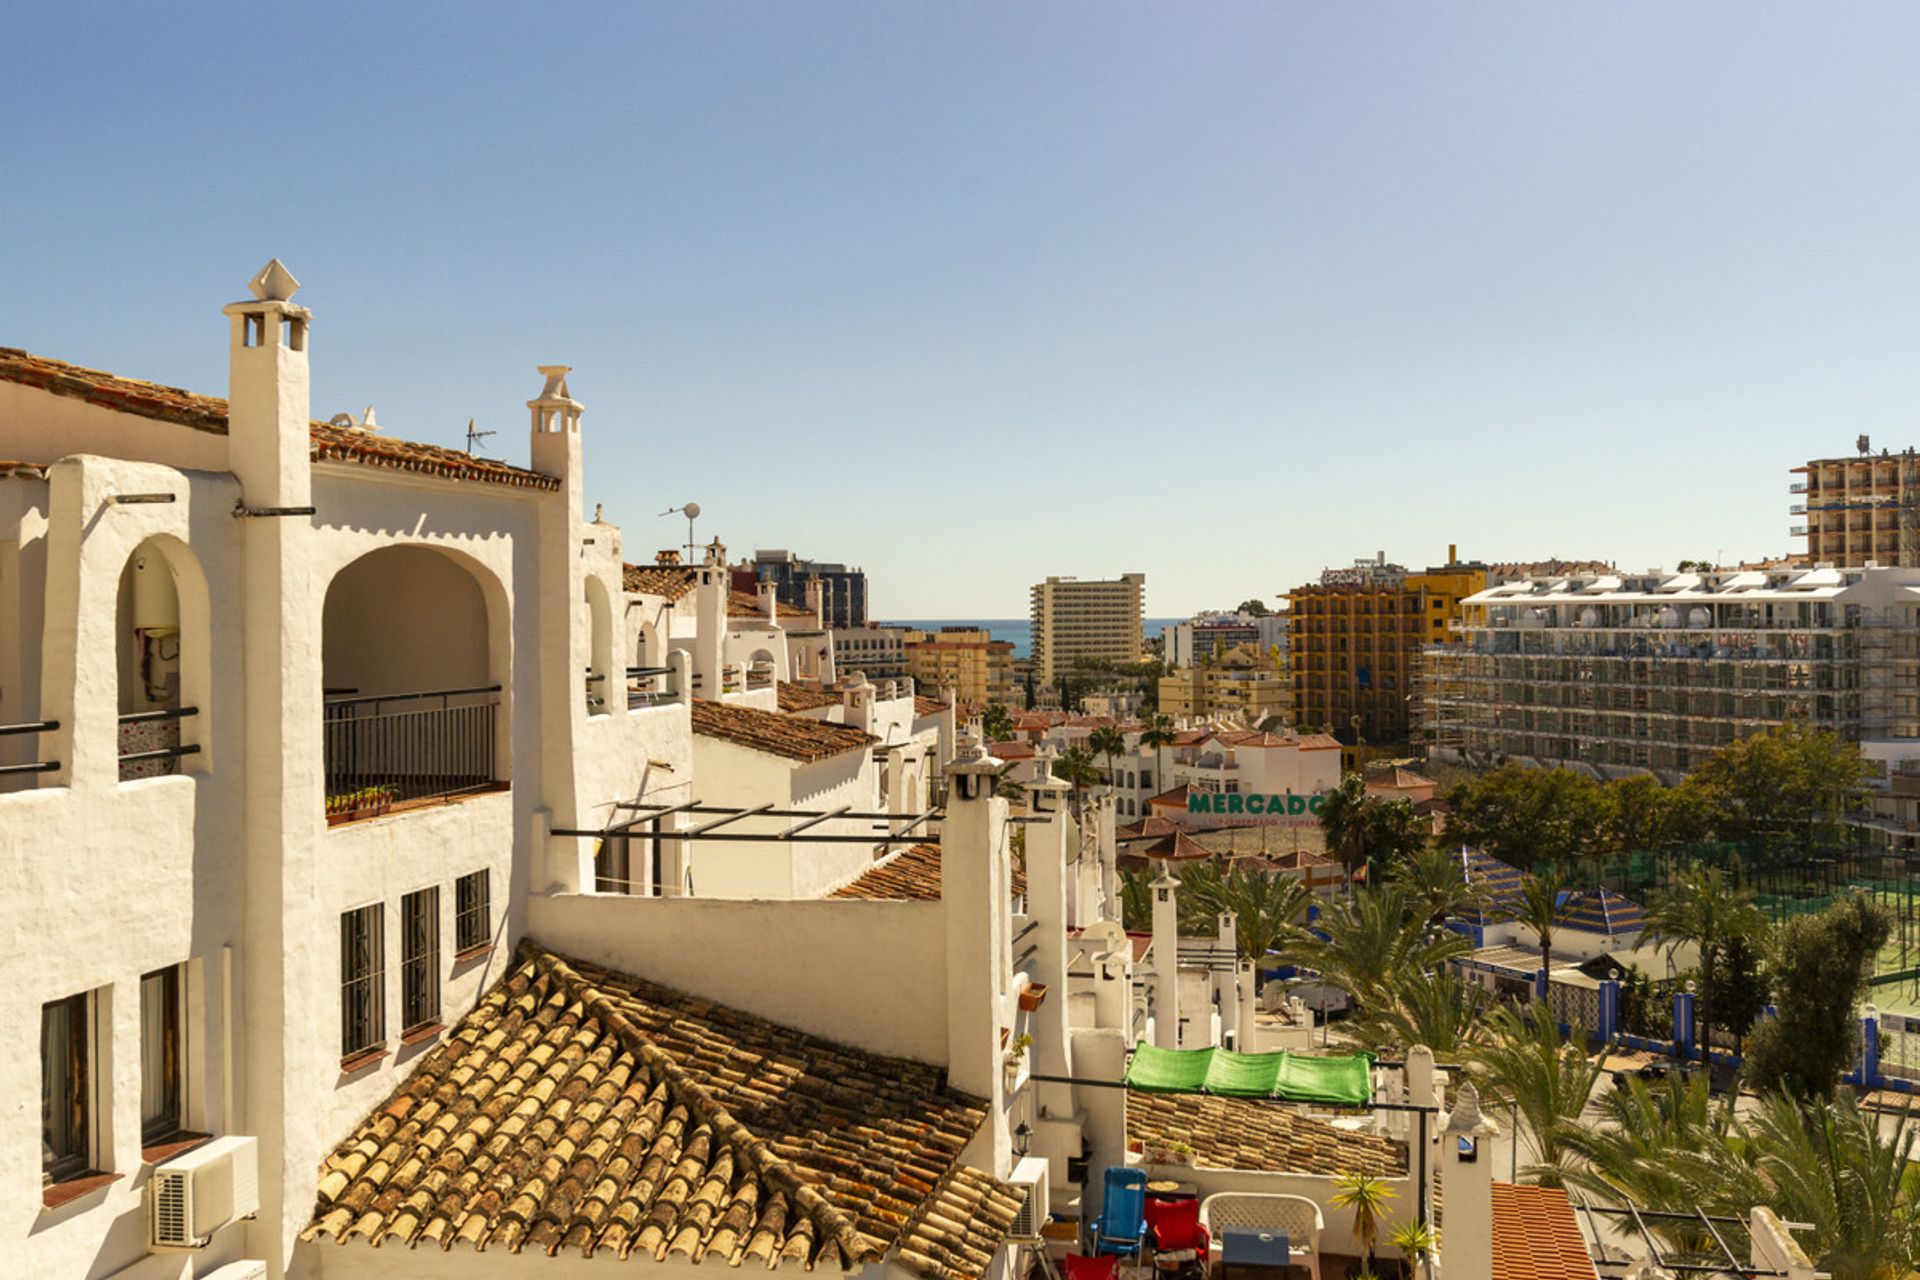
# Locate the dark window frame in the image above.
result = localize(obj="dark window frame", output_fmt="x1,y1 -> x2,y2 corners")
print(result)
41,991 -> 92,1184
400,888 -> 441,1032
139,966 -> 184,1144
340,904 -> 386,1059
454,869 -> 491,954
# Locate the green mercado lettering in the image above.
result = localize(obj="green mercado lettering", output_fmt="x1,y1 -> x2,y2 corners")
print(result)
1188,792 -> 1331,817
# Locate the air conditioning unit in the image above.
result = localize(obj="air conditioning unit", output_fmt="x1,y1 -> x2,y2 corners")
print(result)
1006,1155 -> 1051,1242
151,1135 -> 259,1249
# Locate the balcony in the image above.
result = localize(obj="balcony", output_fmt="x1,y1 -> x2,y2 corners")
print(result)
627,665 -> 680,709
118,707 -> 200,781
323,686 -> 502,822
0,716 -> 59,790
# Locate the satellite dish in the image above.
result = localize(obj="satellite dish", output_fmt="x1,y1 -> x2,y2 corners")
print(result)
683,502 -> 701,520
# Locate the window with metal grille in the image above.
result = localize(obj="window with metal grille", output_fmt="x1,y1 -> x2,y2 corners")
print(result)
139,966 -> 183,1143
454,869 -> 490,953
42,991 -> 92,1183
401,888 -> 440,1032
340,904 -> 385,1059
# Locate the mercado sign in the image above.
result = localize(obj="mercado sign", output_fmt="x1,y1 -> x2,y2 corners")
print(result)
1187,791 -> 1328,818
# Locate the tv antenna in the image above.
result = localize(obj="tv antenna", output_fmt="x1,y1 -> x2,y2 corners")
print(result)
661,502 -> 702,560
465,418 -> 497,456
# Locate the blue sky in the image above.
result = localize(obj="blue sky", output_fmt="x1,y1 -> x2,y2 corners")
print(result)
6,4 -> 1919,616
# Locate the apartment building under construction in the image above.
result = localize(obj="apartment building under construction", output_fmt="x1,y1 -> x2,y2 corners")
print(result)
1793,440 -> 1920,567
1423,565 -> 1920,846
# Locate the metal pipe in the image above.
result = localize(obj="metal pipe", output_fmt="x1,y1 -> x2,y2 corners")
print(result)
0,719 -> 57,736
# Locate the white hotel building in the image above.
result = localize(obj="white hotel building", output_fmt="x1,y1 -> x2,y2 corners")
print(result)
0,262 -> 1799,1280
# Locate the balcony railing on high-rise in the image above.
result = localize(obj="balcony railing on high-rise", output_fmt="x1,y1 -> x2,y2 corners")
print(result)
323,685 -> 500,821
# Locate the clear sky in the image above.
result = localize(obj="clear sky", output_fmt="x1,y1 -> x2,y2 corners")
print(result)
7,4 -> 1919,617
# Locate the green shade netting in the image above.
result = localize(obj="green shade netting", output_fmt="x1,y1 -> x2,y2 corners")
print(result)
1124,1043 -> 1375,1106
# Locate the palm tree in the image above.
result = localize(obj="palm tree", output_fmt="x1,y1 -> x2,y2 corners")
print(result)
1466,1003 -> 1608,1188
1330,1172 -> 1397,1272
1283,882 -> 1470,1013
1557,1069 -> 1730,1219
1119,866 -> 1155,932
1138,713 -> 1177,795
1319,771 -> 1373,893
1051,745 -> 1100,817
1087,724 -> 1126,801
1354,967 -> 1491,1057
1184,864 -> 1313,984
981,703 -> 1014,744
1509,867 -> 1570,989
1644,862 -> 1769,1060
1389,841 -> 1488,932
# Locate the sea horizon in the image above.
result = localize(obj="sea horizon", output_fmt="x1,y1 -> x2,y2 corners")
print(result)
878,617 -> 1187,660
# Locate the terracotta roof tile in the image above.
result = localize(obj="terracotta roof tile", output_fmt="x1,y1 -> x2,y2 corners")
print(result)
623,563 -> 698,601
729,590 -> 814,620
1491,1182 -> 1597,1280
913,696 -> 950,719
692,699 -> 878,763
0,347 -> 561,491
777,682 -> 843,713
830,844 -> 1027,902
304,944 -> 1016,1275
1294,734 -> 1342,750
1127,1092 -> 1404,1176
988,741 -> 1035,761
1114,816 -> 1184,842
1147,784 -> 1193,806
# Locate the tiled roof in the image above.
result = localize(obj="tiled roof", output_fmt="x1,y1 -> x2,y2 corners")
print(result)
913,696 -> 950,719
1115,816 -> 1184,842
304,944 -> 1014,1273
1368,767 -> 1435,791
691,699 -> 877,763
1215,731 -> 1303,748
988,741 -> 1035,760
1127,1092 -> 1403,1176
1148,784 -> 1193,806
777,682 -> 843,713
623,563 -> 698,601
830,843 -> 1028,903
1491,1182 -> 1598,1280
1294,734 -> 1342,749
1171,729 -> 1214,746
1457,847 -> 1524,925
0,347 -> 561,491
729,591 -> 814,620
1559,887 -> 1647,938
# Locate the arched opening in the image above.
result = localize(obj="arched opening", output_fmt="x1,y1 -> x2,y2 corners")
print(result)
321,546 -> 508,822
116,537 -> 209,781
585,577 -> 613,715
747,646 -> 777,691
630,619 -> 670,708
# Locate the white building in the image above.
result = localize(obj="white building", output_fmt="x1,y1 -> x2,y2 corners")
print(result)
1163,609 -> 1289,668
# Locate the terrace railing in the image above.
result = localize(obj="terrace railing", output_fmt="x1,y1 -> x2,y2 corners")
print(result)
627,665 -> 678,710
324,685 -> 500,819
0,717 -> 59,786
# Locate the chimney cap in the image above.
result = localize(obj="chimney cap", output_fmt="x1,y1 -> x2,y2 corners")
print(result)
248,258 -> 301,302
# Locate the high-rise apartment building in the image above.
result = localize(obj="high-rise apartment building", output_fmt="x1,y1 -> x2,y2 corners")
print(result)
1792,443 -> 1920,567
1289,551 -> 1486,746
1030,573 -> 1145,683
904,626 -> 1016,709
742,549 -> 869,629
1423,565 -> 1920,851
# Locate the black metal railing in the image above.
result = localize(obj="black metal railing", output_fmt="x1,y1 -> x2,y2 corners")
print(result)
627,665 -> 678,709
0,718 -> 60,780
323,685 -> 500,819
118,707 -> 199,781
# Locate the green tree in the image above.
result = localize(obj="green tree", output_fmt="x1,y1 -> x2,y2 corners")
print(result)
1467,1003 -> 1608,1188
1508,868 -> 1571,984
1689,721 -> 1877,851
1182,864 -> 1313,982
1443,766 -> 1610,871
1238,598 -> 1271,617
1318,772 -> 1375,889
1602,774 -> 1708,857
1557,1069 -> 1730,1217
1137,713 -> 1177,796
1119,866 -> 1154,932
1283,883 -> 1469,1012
981,703 -> 1014,744
1087,724 -> 1127,797
1746,893 -> 1892,1098
1388,842 -> 1489,932
1713,933 -> 1771,1059
1643,862 -> 1769,1059
1353,967 -> 1491,1057
1364,794 -> 1427,877
1051,744 -> 1101,817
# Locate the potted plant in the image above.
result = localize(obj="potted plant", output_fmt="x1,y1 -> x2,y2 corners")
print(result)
1330,1171 -> 1397,1278
1003,1033 -> 1033,1085
1386,1220 -> 1438,1280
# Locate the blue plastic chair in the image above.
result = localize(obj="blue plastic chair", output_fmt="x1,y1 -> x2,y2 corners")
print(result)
1089,1167 -> 1149,1258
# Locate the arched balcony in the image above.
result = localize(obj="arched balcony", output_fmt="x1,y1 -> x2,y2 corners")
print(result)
321,546 -> 509,823
116,537 -> 209,782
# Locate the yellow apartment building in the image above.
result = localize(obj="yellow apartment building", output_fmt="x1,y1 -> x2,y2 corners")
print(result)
904,626 -> 1017,709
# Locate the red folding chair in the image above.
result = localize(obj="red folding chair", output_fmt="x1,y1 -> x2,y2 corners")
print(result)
1144,1198 -> 1210,1278
1064,1253 -> 1121,1280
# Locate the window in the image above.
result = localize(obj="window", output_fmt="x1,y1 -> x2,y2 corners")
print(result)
340,904 -> 385,1059
140,967 -> 183,1143
42,992 -> 92,1183
455,870 -> 491,954
401,888 -> 441,1033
